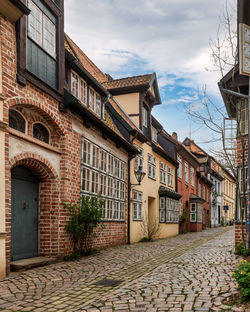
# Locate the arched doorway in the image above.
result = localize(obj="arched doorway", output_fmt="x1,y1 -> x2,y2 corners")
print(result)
11,166 -> 39,260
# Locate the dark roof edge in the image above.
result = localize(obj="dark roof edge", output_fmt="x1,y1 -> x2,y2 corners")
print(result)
10,0 -> 31,15
65,48 -> 109,97
152,143 -> 178,167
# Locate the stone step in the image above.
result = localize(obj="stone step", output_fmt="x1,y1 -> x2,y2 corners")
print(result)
10,257 -> 57,272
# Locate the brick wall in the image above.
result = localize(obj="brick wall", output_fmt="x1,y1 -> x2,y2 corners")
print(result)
235,222 -> 247,245
1,16 -> 129,273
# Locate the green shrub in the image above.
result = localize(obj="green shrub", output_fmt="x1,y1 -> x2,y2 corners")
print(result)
64,196 -> 105,255
232,260 -> 250,302
179,207 -> 188,223
235,243 -> 250,257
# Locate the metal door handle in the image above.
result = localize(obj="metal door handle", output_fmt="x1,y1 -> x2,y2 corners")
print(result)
23,202 -> 28,209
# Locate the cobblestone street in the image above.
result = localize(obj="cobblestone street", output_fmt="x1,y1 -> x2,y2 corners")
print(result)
0,227 -> 248,312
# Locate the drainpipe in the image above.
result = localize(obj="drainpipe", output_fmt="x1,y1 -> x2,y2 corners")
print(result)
0,37 -> 7,277
127,132 -> 138,245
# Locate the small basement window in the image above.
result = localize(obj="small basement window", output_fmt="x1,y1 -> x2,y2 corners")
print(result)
33,123 -> 49,143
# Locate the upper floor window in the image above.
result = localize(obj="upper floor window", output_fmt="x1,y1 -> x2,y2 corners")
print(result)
27,0 -> 57,88
71,71 -> 87,105
9,110 -> 26,133
198,183 -> 201,198
184,161 -> 189,184
148,154 -> 156,179
89,87 -> 102,117
167,166 -> 173,187
177,154 -> 182,179
237,99 -> 248,136
33,123 -> 50,143
190,167 -> 194,187
134,146 -> 144,171
203,185 -> 206,200
142,106 -> 148,128
151,126 -> 157,142
160,162 -> 166,184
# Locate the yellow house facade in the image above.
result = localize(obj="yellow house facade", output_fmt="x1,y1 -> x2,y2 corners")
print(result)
104,73 -> 180,243
222,168 -> 236,224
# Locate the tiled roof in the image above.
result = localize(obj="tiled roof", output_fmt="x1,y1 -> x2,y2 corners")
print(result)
64,34 -> 107,83
103,73 -> 154,90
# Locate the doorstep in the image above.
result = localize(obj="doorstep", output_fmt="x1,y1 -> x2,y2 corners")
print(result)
10,257 -> 57,272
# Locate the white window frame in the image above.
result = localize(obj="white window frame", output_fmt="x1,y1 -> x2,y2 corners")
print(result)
142,106 -> 148,128
71,71 -> 88,106
190,167 -> 194,187
177,154 -> 182,179
89,86 -> 102,117
160,162 -> 166,184
134,146 -> 144,171
198,183 -> 201,198
190,203 -> 197,223
132,190 -> 143,220
81,137 -> 126,221
151,126 -> 158,142
148,154 -> 156,179
160,197 -> 179,223
237,99 -> 248,135
167,166 -> 173,187
184,161 -> 189,184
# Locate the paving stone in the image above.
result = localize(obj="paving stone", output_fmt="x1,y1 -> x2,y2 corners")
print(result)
0,227 -> 249,311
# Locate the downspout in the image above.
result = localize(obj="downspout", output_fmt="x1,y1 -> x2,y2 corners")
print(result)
127,131 -> 138,244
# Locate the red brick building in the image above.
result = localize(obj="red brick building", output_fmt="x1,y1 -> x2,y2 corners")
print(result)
173,134 -> 212,232
0,0 -> 137,275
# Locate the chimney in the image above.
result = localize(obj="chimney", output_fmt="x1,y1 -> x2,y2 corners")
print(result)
172,132 -> 178,141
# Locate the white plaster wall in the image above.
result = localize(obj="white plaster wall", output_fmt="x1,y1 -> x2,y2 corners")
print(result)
9,136 -> 61,177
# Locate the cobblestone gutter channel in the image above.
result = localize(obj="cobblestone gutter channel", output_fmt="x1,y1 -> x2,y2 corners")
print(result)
0,227 -> 234,312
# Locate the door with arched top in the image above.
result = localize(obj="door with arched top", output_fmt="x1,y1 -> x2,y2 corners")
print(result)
11,166 -> 39,261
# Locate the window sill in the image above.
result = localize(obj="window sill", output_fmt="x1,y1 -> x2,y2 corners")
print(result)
132,219 -> 142,222
148,176 -> 156,181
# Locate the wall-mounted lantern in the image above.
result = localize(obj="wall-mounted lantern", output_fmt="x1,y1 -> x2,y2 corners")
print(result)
132,165 -> 146,186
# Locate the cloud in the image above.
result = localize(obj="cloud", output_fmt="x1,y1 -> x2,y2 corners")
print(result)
65,0 -> 236,96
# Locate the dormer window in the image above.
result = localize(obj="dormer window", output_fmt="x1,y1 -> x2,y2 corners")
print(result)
152,126 -> 157,142
142,106 -> 148,128
71,71 -> 87,105
89,87 -> 102,116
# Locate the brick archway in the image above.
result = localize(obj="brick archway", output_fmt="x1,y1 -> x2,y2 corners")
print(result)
8,153 -> 60,264
10,152 -> 58,180
5,97 -> 66,136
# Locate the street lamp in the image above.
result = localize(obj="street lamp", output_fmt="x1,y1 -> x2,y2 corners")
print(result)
132,165 -> 146,186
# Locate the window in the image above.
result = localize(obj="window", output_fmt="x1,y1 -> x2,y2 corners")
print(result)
167,166 -> 173,187
198,183 -> 201,198
203,186 -> 206,200
27,0 -> 57,88
239,166 -> 248,193
132,190 -> 142,220
134,146 -> 144,171
184,161 -> 189,183
148,154 -> 156,179
190,203 -> 196,222
81,137 -> 126,221
151,126 -> 157,142
160,162 -> 166,184
190,167 -> 194,187
9,110 -> 26,133
142,106 -> 148,128
159,197 -> 179,223
89,87 -> 102,116
33,123 -> 49,143
217,182 -> 221,195
237,99 -> 248,135
207,190 -> 210,202
71,71 -> 87,105
177,154 -> 182,179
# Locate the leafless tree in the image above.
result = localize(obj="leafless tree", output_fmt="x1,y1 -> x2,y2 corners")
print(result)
185,0 -> 247,242
140,214 -> 161,241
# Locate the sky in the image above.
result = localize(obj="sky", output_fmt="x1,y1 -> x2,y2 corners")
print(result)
64,0 -> 237,153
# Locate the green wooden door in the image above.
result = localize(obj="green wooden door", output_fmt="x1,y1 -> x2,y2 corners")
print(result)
11,166 -> 39,261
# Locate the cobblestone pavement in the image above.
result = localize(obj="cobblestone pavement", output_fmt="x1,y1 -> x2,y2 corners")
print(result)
0,226 -> 248,311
